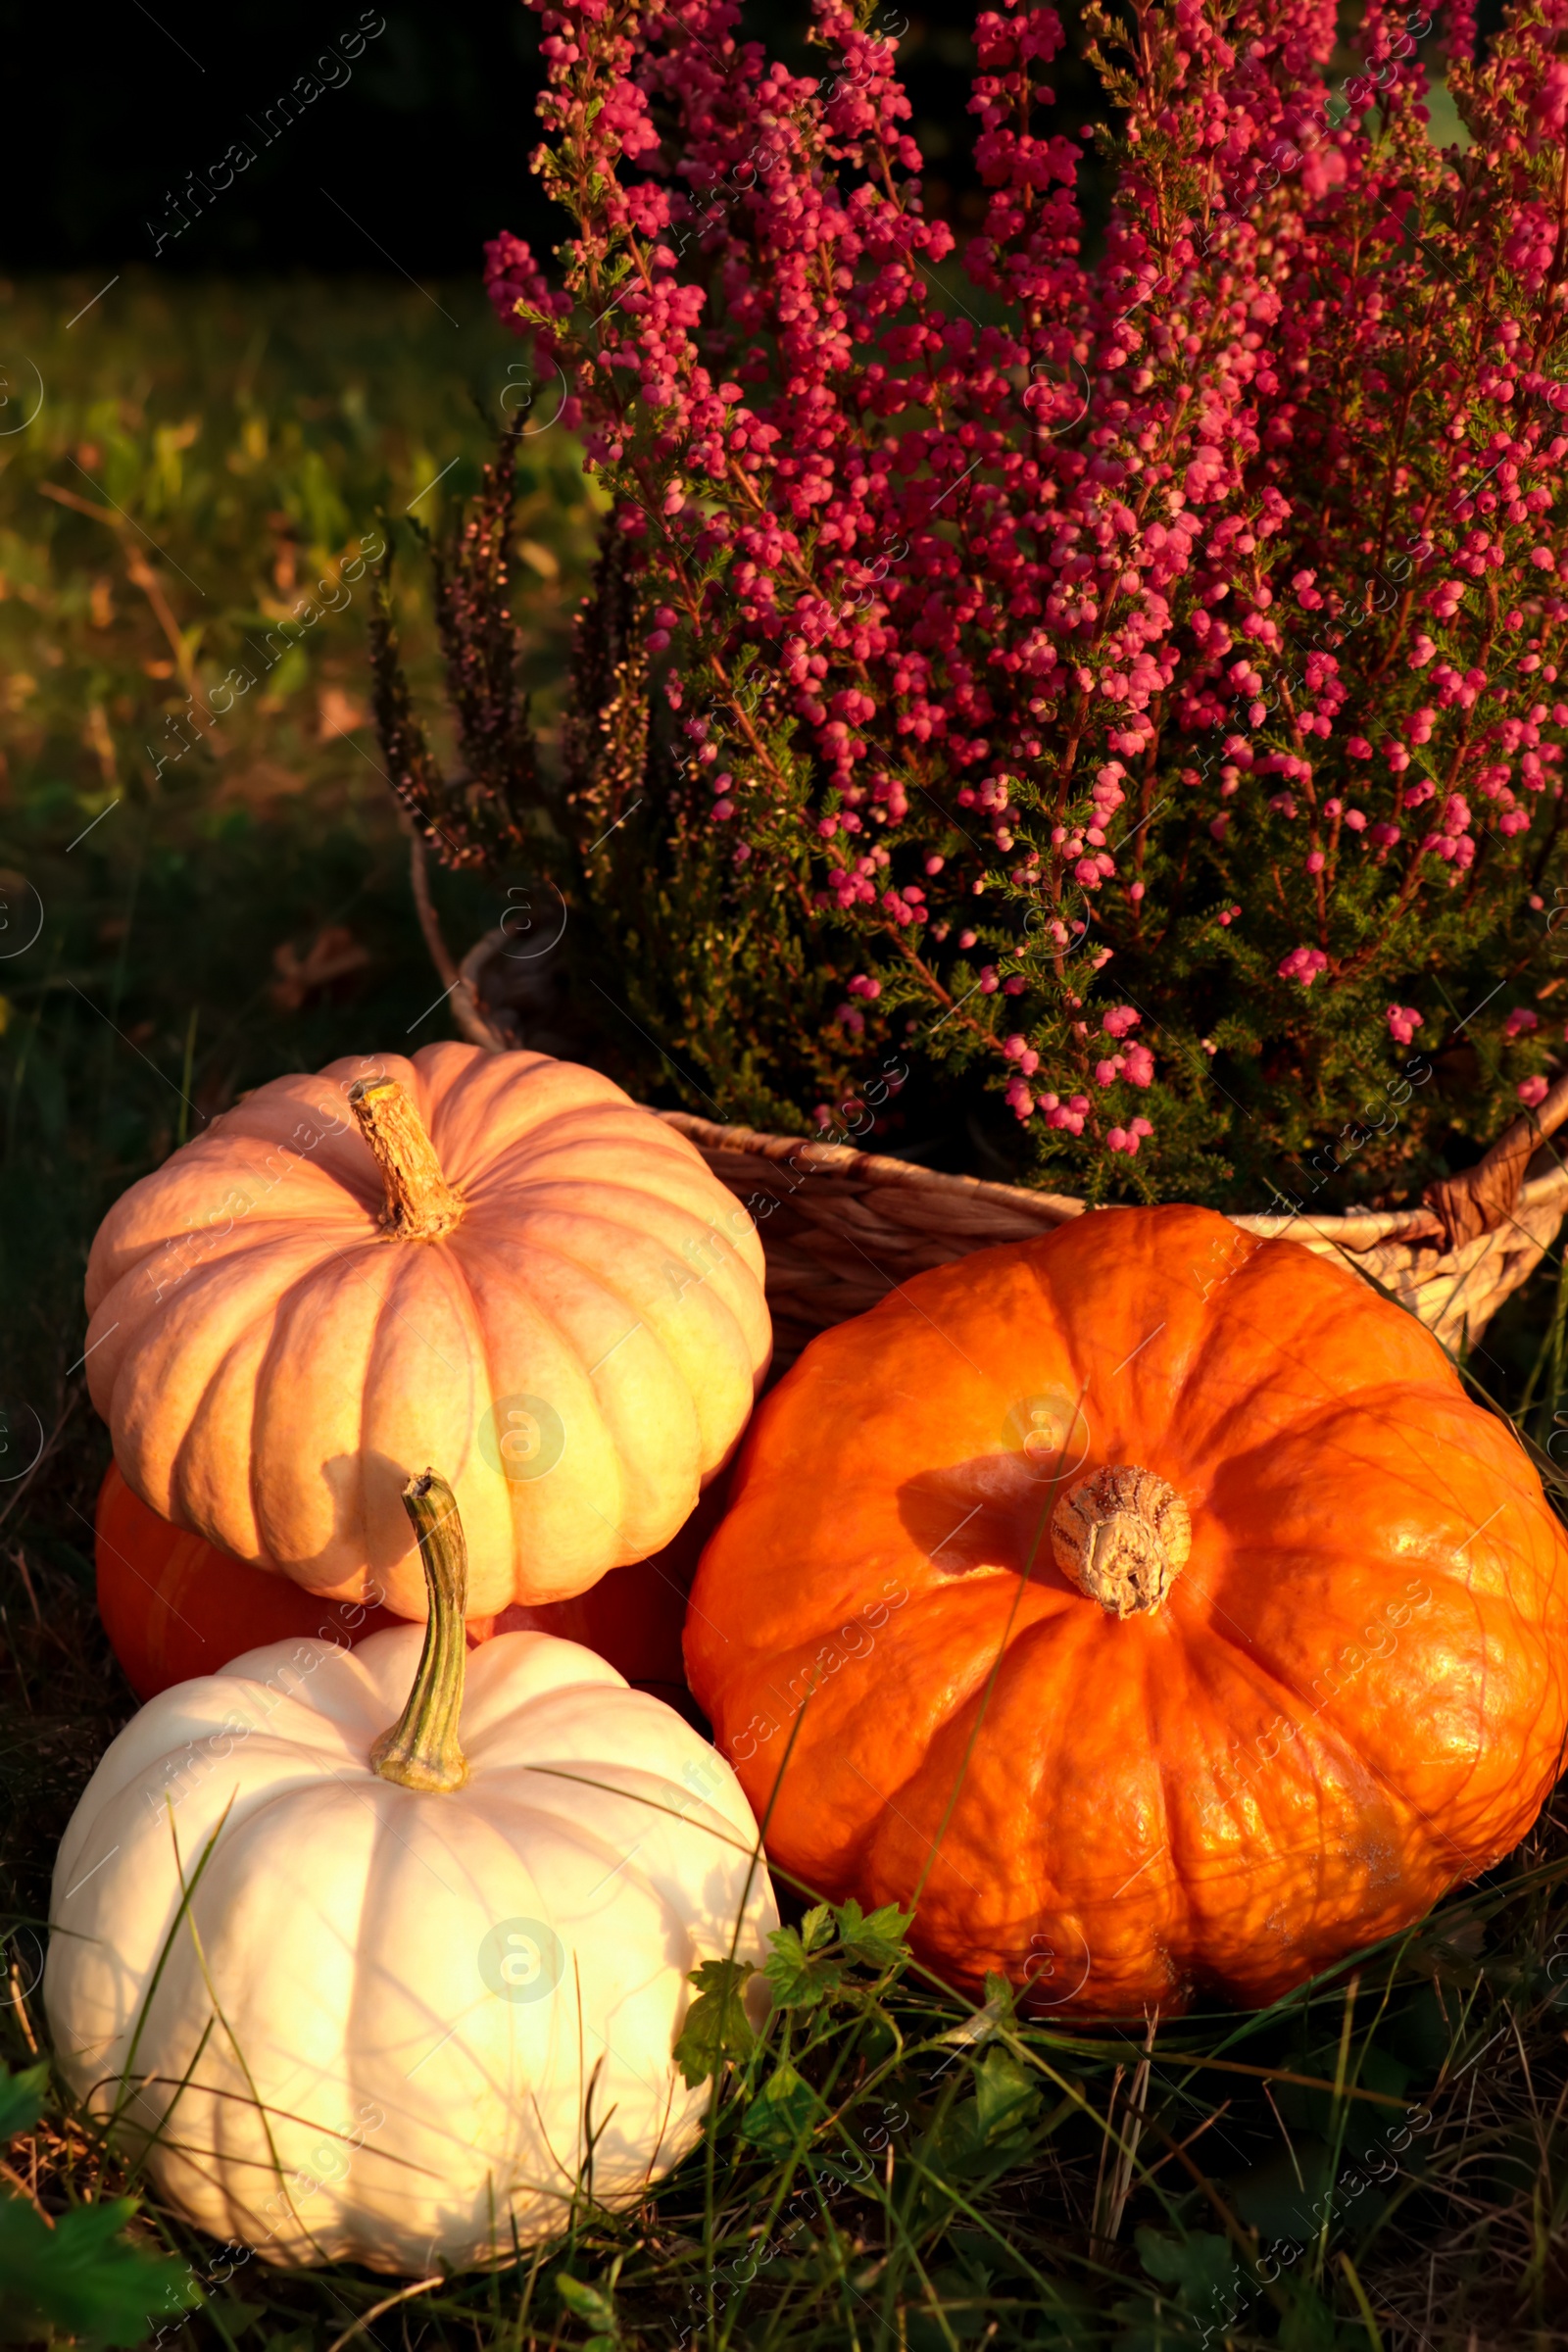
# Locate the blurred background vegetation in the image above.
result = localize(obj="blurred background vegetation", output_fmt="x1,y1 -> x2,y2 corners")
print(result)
0,273 -> 602,1476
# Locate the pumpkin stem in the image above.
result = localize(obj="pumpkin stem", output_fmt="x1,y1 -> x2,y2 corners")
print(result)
1051,1465 -> 1191,1620
350,1078 -> 464,1241
370,1471 -> 470,1791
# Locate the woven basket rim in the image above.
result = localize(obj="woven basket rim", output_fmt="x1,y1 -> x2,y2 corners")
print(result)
658,1107 -> 1568,1250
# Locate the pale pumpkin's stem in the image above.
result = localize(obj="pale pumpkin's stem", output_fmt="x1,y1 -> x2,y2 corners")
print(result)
350,1078 -> 464,1240
370,1471 -> 470,1791
1051,1465 -> 1192,1620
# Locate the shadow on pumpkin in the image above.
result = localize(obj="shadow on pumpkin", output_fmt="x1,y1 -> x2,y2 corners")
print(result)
895,1446 -> 1087,1593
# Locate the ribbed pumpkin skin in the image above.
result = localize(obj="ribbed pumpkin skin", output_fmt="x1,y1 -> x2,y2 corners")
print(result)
44,1628 -> 777,2272
95,1464 -> 700,1703
83,1045 -> 770,1617
685,1205 -> 1568,2016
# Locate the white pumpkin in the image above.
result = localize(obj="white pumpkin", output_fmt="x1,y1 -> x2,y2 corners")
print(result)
81,1043 -> 771,1615
44,1477 -> 777,2274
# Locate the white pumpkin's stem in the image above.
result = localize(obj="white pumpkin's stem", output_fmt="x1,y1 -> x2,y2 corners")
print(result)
370,1472 -> 470,1791
350,1079 -> 464,1241
1051,1465 -> 1192,1620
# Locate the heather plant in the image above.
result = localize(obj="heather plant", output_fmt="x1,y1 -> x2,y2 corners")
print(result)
378,0 -> 1568,1210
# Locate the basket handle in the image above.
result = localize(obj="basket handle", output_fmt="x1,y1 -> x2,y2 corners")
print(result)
1423,1067 -> 1568,1249
406,830 -> 513,1054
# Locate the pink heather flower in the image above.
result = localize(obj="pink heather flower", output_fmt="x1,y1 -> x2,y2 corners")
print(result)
1107,1116 -> 1154,1155
1101,1005 -> 1141,1039
491,0 -> 1568,1178
1518,1074 -> 1550,1106
1279,946 -> 1330,987
1505,1007 -> 1541,1037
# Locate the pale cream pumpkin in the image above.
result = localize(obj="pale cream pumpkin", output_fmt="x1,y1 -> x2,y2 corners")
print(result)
82,1044 -> 770,1615
44,1475 -> 778,2274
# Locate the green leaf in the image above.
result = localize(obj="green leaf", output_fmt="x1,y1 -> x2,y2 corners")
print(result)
0,2191 -> 201,2347
763,1921 -> 843,2011
921,2049 -> 1042,2190
1230,2142 -> 1333,2243
557,2271 -> 617,2337
0,2063 -> 48,2145
673,1958 -> 758,2087
835,1898 -> 914,1973
740,2059 -> 828,2155
1134,2224 -> 1240,2318
970,2048 -> 1037,2144
1276,2274 -> 1338,2352
799,1901 -> 835,1950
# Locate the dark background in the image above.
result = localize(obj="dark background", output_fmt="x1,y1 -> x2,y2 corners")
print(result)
7,0 -> 1014,282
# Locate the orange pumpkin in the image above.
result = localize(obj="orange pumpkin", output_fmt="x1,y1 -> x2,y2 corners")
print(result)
98,1461 -> 708,1706
83,1044 -> 769,1616
685,1205 -> 1568,2016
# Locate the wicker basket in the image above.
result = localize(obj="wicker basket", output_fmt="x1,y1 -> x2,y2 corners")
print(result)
448,908 -> 1568,1369
658,1110 -> 1568,1372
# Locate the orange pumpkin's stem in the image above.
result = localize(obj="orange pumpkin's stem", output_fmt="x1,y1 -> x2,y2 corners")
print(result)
1051,1465 -> 1191,1620
370,1471 -> 470,1790
350,1079 -> 465,1240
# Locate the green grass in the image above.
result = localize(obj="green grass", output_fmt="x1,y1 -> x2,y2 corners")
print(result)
3,272 -> 1568,2352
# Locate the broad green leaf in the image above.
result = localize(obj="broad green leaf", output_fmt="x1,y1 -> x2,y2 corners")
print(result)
763,1925 -> 843,2010
740,2059 -> 828,2154
921,2049 -> 1042,2190
0,2191 -> 201,2347
673,1958 -> 758,2087
970,2048 -> 1037,2144
1135,2224 -> 1239,2318
799,1902 -> 835,1951
0,2063 -> 48,2145
835,1899 -> 914,1973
